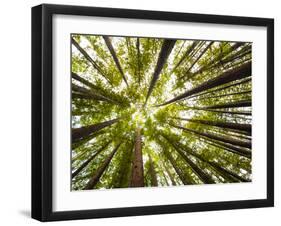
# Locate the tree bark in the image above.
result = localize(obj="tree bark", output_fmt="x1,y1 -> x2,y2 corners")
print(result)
83,143 -> 121,190
145,39 -> 176,104
72,141 -> 111,178
72,118 -> 119,143
157,61 -> 251,106
103,36 -> 128,86
130,127 -> 144,187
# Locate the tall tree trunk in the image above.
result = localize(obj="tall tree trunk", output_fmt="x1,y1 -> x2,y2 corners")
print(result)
130,127 -> 144,187
72,118 -> 119,143
181,41 -> 214,80
187,77 -> 251,100
171,124 -> 252,149
157,61 -> 251,106
72,72 -> 128,106
196,90 -> 251,101
205,44 -> 251,73
116,145 -> 134,188
145,39 -> 176,104
162,161 -> 177,186
183,106 -> 252,116
202,136 -> 251,158
83,143 -> 121,190
161,170 -> 170,186
164,150 -> 193,185
71,37 -> 111,84
148,154 -> 158,186
166,136 -> 250,182
163,135 -> 215,184
103,36 -> 128,86
172,117 -> 251,134
72,130 -> 106,150
209,161 -> 250,182
72,83 -> 119,104
72,141 -> 111,178
189,78 -> 252,100
204,100 -> 251,109
136,38 -> 141,84
190,42 -> 245,77
72,72 -> 99,90
171,41 -> 199,72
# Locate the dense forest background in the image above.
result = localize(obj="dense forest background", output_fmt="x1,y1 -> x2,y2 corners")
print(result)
71,34 -> 252,190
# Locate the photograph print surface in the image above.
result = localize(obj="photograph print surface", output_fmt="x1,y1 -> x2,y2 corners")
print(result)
71,34 -> 252,191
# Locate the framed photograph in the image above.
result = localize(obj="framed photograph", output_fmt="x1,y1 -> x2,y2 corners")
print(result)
31,4 -> 274,221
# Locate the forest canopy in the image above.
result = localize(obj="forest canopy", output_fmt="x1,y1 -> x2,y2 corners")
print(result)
71,34 -> 252,190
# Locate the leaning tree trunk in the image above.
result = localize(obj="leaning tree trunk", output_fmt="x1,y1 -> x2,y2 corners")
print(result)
136,38 -> 141,84
83,143 -> 121,190
164,149 -> 193,185
162,161 -> 177,186
209,161 -> 250,182
148,154 -> 158,186
72,72 -> 99,91
157,61 -> 251,106
130,127 -> 144,187
145,39 -> 176,104
72,130 -> 106,150
189,78 -> 252,100
171,41 -> 199,73
170,138 -> 250,182
172,117 -> 251,134
72,83 -> 119,104
187,77 -> 251,100
191,42 -> 245,77
71,38 -> 110,84
181,41 -> 214,80
72,141 -> 111,178
72,118 -> 119,143
203,100 -> 251,109
196,90 -> 251,101
171,124 -> 252,149
103,36 -> 128,86
183,106 -> 252,116
162,135 -> 215,184
72,72 -> 128,105
202,136 -> 251,158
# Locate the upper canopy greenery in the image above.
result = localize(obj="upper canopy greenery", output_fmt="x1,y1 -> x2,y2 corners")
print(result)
71,34 -> 252,190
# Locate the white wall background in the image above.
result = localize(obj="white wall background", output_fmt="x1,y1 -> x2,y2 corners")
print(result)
0,0 -> 279,225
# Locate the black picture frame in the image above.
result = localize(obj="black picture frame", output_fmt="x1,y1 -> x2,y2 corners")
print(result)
31,3 -> 274,222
